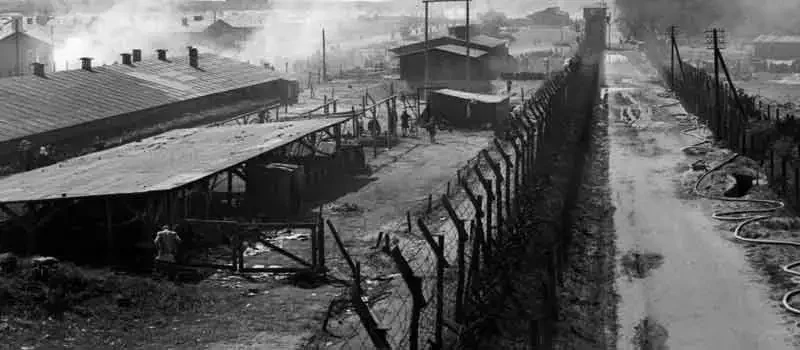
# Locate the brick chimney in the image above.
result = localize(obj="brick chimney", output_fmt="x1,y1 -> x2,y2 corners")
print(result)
80,57 -> 93,71
31,63 -> 45,77
189,47 -> 198,68
156,49 -> 167,61
132,49 -> 142,62
121,53 -> 132,65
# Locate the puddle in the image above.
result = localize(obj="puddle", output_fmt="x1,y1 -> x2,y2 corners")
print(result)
723,173 -> 755,198
632,316 -> 669,350
620,251 -> 664,280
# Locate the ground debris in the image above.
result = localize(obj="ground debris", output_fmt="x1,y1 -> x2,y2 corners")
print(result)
325,202 -> 363,213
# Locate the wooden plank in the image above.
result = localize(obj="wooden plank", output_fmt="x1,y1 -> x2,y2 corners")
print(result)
258,238 -> 312,267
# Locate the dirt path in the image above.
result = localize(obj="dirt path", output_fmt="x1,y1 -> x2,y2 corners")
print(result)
606,51 -> 795,349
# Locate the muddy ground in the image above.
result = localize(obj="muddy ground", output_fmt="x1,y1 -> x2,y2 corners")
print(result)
607,50 -> 799,349
553,80 -> 618,349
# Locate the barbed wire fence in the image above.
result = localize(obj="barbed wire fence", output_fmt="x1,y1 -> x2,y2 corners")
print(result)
315,53 -> 587,348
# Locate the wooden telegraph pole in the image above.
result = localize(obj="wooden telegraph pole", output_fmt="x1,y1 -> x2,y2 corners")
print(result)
322,28 -> 327,83
423,0 -> 473,95
706,28 -> 726,138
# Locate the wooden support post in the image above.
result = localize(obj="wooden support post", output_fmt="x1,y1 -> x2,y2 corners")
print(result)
105,199 -> 114,265
226,170 -> 233,212
311,225 -> 318,269
318,210 -> 325,271
407,211 -> 412,233
326,220 -> 356,277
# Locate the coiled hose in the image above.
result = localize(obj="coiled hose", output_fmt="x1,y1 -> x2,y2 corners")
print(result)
677,112 -> 800,315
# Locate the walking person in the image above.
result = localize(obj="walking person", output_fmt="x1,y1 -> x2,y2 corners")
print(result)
400,109 -> 411,137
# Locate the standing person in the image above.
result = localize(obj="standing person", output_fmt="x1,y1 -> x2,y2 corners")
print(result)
154,225 -> 182,279
426,114 -> 438,144
367,117 -> 381,139
400,109 -> 411,137
17,139 -> 32,171
387,105 -> 398,137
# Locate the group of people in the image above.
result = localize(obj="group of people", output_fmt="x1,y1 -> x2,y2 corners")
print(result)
361,107 -> 442,143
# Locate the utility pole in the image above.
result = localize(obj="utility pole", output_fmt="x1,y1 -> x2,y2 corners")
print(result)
423,0 -> 472,94
322,28 -> 327,82
669,25 -> 676,89
706,28 -> 726,138
465,0 -> 470,90
424,2 -> 429,98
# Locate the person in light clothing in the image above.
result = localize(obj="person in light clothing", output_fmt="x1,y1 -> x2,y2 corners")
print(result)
154,225 -> 182,263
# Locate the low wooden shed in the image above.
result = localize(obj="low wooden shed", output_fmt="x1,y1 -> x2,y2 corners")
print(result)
429,89 -> 510,136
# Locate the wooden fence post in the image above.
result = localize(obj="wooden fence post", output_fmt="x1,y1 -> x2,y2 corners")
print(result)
418,218 -> 451,268
389,247 -> 427,350
434,234 -> 445,349
481,150 -> 504,235
493,139 -> 514,222
456,217 -> 468,323
473,165 -> 493,251
350,261 -> 391,349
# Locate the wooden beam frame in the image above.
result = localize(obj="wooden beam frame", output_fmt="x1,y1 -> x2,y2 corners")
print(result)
184,218 -> 325,273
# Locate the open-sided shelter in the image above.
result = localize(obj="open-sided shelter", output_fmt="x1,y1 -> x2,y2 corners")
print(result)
429,88 -> 510,136
0,117 -> 362,266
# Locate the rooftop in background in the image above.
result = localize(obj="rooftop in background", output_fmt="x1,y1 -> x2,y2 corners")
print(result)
431,44 -> 488,58
389,35 -> 507,56
0,52 -> 287,145
433,89 -> 509,104
0,17 -> 52,43
0,117 -> 351,203
752,35 -> 800,44
467,35 -> 509,48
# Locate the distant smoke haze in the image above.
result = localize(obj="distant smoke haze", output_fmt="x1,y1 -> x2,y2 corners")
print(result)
49,0 -> 594,72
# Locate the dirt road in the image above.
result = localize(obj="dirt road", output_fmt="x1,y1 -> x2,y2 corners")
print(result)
606,51 -> 795,349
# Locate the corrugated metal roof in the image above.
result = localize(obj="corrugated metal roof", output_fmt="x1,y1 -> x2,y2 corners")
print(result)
431,45 -> 488,58
0,52 -> 287,144
0,117 -> 351,203
217,15 -> 268,29
753,35 -> 800,43
469,35 -> 507,48
433,89 -> 509,104
390,35 -> 503,56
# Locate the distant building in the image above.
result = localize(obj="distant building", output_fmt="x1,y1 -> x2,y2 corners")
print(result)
527,7 -> 572,27
448,25 -> 481,40
392,44 -> 493,92
201,18 -> 262,50
390,34 -> 511,91
0,17 -> 53,77
0,48 -> 299,174
752,35 -> 800,61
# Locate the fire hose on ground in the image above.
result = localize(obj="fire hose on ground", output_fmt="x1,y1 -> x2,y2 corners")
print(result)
677,111 -> 800,315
